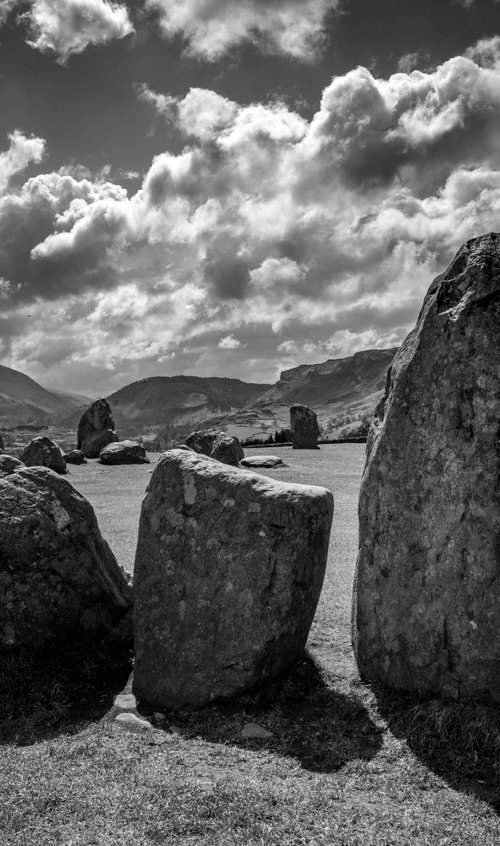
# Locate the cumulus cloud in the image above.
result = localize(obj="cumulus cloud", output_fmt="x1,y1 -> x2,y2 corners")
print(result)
218,334 -> 241,350
21,0 -> 133,62
4,42 -> 500,390
0,131 -> 45,195
144,0 -> 339,61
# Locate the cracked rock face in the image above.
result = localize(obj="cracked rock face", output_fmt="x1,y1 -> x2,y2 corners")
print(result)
0,467 -> 133,654
133,449 -> 333,709
352,233 -> 500,703
290,405 -> 320,449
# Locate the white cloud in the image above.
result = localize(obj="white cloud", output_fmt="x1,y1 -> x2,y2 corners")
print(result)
145,0 -> 339,61
218,334 -> 241,350
3,41 -> 500,390
23,0 -> 133,62
0,130 -> 45,195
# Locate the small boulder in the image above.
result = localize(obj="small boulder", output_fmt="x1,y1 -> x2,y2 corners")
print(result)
241,455 -> 285,468
99,440 -> 149,465
19,436 -> 67,474
0,467 -> 133,654
185,430 -> 218,456
64,449 -> 87,465
210,434 -> 244,467
0,454 -> 24,477
133,449 -> 333,709
77,398 -> 119,459
353,233 -> 500,704
290,405 -> 320,449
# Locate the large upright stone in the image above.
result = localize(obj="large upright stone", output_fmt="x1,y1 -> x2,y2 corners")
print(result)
133,449 -> 333,709
290,405 -> 320,449
77,398 -> 119,459
0,467 -> 133,653
210,433 -> 244,466
353,233 -> 500,703
19,436 -> 67,474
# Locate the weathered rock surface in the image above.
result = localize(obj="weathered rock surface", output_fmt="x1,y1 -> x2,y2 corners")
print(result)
241,455 -> 285,468
185,430 -> 218,456
19,436 -> 67,474
64,449 -> 87,465
77,398 -> 119,459
99,440 -> 149,465
0,467 -> 133,653
353,233 -> 500,704
0,454 -> 24,477
290,405 -> 320,449
133,449 -> 333,709
210,433 -> 244,466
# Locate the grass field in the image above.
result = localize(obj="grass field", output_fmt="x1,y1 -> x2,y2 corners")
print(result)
1,446 -> 500,845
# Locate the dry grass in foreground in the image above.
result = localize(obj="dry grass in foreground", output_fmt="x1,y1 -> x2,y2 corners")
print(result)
1,641 -> 500,846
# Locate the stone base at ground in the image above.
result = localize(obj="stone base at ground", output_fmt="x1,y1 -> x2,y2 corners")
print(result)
133,449 -> 333,709
353,233 -> 500,704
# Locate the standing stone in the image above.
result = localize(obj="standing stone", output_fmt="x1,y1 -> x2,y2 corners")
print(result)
133,449 -> 333,709
210,434 -> 244,467
185,430 -> 218,456
290,405 -> 320,449
77,398 -> 119,459
19,436 -> 67,474
0,432 -> 4,452
0,467 -> 133,653
353,232 -> 500,703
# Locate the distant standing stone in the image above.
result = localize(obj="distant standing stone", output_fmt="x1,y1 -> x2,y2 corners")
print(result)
0,467 -> 133,654
210,433 -> 244,466
353,233 -> 500,704
99,440 -> 149,465
133,449 -> 333,710
0,432 -> 4,452
77,398 -> 119,459
241,455 -> 285,468
19,436 -> 67,474
64,449 -> 87,465
185,430 -> 218,456
290,405 -> 320,449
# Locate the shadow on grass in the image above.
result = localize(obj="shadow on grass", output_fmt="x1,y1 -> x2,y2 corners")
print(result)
0,643 -> 132,746
375,687 -> 500,812
140,652 -> 384,774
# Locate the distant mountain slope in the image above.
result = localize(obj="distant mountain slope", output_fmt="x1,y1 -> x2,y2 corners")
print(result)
255,348 -> 397,409
0,363 -> 80,425
108,375 -> 273,430
205,348 -> 398,442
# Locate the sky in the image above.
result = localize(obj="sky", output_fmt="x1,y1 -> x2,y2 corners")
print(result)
0,0 -> 500,394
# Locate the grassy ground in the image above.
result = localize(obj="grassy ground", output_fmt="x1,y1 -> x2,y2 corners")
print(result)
1,446 -> 500,845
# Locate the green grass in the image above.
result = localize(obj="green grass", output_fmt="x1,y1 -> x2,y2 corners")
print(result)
1,446 -> 500,844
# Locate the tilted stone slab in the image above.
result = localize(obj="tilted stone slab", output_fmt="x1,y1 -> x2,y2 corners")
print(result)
353,233 -> 500,703
133,449 -> 333,709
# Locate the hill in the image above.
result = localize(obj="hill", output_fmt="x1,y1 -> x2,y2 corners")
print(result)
0,363 -> 84,426
107,375 -> 273,434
